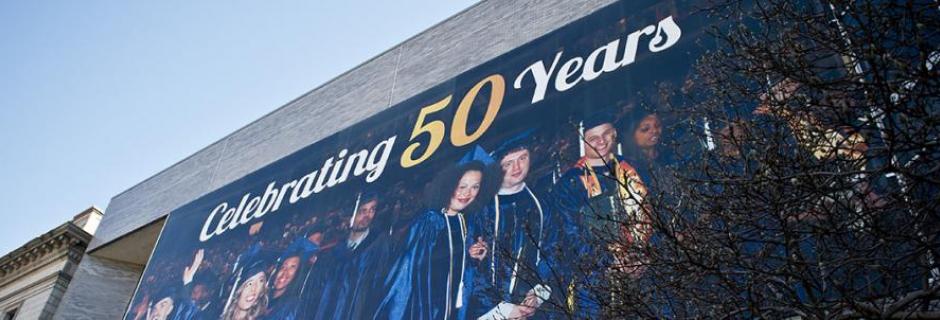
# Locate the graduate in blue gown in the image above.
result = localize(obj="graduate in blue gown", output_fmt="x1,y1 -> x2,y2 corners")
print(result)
140,285 -> 201,320
373,151 -> 501,320
264,238 -> 317,320
185,272 -> 222,320
297,222 -> 328,314
472,132 -> 566,319
554,111 -> 652,317
221,258 -> 272,320
312,192 -> 394,320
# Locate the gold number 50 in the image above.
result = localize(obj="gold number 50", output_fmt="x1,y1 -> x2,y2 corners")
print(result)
399,74 -> 506,168
400,95 -> 452,168
451,74 -> 505,146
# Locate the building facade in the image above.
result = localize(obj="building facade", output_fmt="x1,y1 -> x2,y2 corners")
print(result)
48,0 -> 940,318
51,1 -> 696,319
0,207 -> 102,320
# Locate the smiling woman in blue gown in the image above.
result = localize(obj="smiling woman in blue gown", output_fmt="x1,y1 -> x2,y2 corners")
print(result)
373,159 -> 500,320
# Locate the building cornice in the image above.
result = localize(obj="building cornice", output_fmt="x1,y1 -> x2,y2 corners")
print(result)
0,222 -> 92,284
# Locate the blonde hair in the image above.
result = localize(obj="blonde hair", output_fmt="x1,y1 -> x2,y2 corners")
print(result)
221,271 -> 269,320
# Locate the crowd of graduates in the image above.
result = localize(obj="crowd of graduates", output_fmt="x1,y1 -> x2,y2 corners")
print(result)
126,104 -> 688,320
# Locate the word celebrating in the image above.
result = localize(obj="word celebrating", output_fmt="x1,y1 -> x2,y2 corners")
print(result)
199,136 -> 397,242
197,14 -> 683,242
515,16 -> 682,104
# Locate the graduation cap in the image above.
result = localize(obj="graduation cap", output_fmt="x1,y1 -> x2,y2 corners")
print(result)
241,256 -> 269,280
458,145 -> 495,165
152,285 -> 178,302
305,220 -> 330,236
281,236 -> 319,263
579,109 -> 622,157
358,191 -> 379,204
222,253 -> 270,315
349,190 -> 380,229
581,109 -> 617,131
491,129 -> 535,161
190,270 -> 219,288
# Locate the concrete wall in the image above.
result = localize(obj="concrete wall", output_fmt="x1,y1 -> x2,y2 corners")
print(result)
52,256 -> 143,320
61,0 -> 617,318
88,0 -> 616,251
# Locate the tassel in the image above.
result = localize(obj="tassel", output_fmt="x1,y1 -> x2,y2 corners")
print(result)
348,192 -> 362,228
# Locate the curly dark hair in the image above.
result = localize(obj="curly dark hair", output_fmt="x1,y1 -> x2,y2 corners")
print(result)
424,160 -> 502,214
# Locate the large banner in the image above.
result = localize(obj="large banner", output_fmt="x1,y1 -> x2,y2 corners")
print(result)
125,1 -> 714,319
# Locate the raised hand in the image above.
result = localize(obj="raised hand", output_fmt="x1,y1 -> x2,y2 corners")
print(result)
183,249 -> 204,285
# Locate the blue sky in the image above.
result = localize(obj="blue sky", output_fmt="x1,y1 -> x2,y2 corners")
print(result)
0,0 -> 478,255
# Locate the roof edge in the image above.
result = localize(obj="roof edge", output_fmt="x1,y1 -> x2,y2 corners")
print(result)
109,0 -> 487,201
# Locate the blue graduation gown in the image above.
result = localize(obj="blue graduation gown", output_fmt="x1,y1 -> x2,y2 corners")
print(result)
264,295 -> 300,320
312,230 -> 392,320
373,210 -> 477,320
472,185 -> 564,318
553,155 -> 646,317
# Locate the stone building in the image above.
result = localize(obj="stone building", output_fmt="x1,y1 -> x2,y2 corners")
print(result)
0,207 -> 102,320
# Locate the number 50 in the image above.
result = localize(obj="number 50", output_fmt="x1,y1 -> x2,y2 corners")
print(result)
400,74 -> 506,168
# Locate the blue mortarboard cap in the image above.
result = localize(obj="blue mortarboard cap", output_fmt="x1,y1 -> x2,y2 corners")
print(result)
458,145 -> 494,165
153,285 -> 178,301
241,255 -> 269,280
281,236 -> 319,263
358,190 -> 379,204
191,270 -> 218,287
582,109 -> 616,130
491,129 -> 535,161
